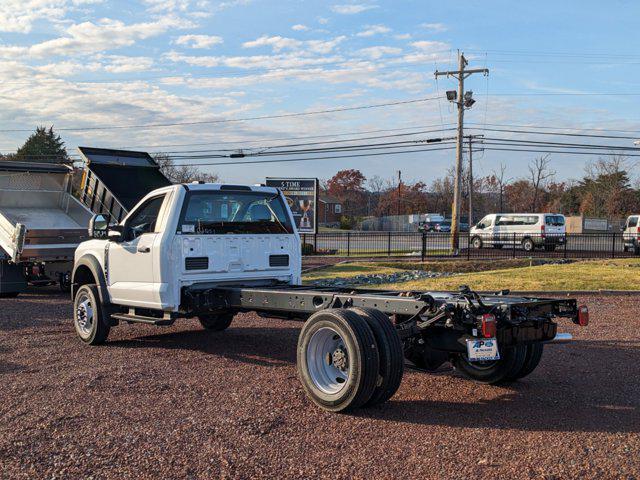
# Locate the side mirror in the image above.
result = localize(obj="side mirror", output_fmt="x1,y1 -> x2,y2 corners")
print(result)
88,214 -> 111,239
107,225 -> 127,242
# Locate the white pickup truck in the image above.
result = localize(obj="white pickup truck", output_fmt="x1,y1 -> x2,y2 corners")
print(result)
72,182 -> 588,412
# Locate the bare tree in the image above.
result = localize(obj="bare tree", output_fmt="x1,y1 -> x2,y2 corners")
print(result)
528,155 -> 555,211
154,153 -> 220,184
490,162 -> 510,212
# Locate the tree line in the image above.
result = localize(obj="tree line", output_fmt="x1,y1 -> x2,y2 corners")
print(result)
324,154 -> 640,223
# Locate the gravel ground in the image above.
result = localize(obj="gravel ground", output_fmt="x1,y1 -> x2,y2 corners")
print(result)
1,290 -> 639,479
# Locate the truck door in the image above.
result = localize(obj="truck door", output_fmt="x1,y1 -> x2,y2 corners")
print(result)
107,194 -> 167,308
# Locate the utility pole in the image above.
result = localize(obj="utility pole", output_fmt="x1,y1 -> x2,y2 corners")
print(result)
435,52 -> 488,252
396,170 -> 402,216
466,134 -> 484,226
468,136 -> 473,227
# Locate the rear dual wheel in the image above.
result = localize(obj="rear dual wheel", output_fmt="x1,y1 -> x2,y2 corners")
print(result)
297,308 -> 404,412
452,342 -> 544,384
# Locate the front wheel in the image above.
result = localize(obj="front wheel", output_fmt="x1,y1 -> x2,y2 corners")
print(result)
73,284 -> 110,345
471,236 -> 483,249
198,312 -> 234,331
452,344 -> 527,385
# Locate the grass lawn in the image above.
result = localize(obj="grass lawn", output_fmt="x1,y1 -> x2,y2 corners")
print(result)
303,259 -> 640,291
303,263 -> 405,282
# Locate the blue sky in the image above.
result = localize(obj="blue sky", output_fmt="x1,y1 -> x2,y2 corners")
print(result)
0,0 -> 639,185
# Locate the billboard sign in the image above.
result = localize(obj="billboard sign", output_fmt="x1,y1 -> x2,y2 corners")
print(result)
265,177 -> 318,234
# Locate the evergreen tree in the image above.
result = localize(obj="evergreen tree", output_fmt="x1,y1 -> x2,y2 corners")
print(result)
15,126 -> 69,163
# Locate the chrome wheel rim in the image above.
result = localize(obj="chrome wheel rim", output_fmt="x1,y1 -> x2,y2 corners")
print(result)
75,293 -> 94,338
306,327 -> 350,395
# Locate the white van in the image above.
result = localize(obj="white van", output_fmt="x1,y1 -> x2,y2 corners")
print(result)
622,215 -> 640,254
470,213 -> 566,252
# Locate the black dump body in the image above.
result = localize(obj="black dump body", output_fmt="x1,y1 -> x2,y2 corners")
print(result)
77,147 -> 171,222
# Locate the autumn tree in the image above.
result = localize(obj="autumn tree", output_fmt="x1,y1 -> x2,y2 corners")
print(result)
326,169 -> 367,216
374,181 -> 430,216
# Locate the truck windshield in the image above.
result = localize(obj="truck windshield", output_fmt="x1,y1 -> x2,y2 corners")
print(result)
545,215 -> 565,226
179,190 -> 294,234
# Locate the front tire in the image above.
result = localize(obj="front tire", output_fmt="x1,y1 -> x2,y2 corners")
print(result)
297,309 -> 380,412
73,284 -> 110,345
452,344 -> 527,385
198,312 -> 234,331
471,236 -> 483,249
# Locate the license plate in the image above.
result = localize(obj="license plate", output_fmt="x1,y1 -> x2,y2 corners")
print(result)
466,338 -> 500,362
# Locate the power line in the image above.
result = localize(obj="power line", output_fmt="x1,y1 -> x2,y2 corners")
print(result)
0,96 -> 441,133
467,121 -> 640,135
172,145 -> 457,167
482,147 -> 640,157
154,128 -> 456,154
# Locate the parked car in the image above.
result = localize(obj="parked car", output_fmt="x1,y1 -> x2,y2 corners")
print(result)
470,213 -> 566,252
418,221 -> 441,232
622,214 -> 640,254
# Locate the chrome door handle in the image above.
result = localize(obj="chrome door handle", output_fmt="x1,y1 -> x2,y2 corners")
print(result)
137,246 -> 151,253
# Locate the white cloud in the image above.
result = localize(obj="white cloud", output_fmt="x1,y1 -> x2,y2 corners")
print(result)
1,16 -> 194,58
330,4 -> 377,14
165,51 -> 343,69
241,35 -> 346,54
306,36 -> 346,54
420,23 -> 447,33
291,24 -> 309,31
317,17 -> 329,25
356,46 -> 401,60
242,35 -> 302,52
394,33 -> 411,40
356,24 -> 391,37
175,34 -> 223,49
411,40 -> 450,52
0,0 -> 102,33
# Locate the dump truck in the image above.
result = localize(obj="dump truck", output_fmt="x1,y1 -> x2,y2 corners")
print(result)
0,161 -> 93,296
77,146 -> 171,222
0,148 -> 170,297
70,182 -> 588,413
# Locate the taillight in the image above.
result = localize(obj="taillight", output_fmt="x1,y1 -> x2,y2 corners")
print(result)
576,305 -> 589,327
541,224 -> 546,238
481,313 -> 497,338
636,226 -> 640,240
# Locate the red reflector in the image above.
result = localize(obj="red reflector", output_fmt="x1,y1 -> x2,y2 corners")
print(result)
481,313 -> 497,338
577,305 -> 589,327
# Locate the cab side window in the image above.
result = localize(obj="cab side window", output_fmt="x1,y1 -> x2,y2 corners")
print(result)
126,195 -> 166,239
628,217 -> 638,228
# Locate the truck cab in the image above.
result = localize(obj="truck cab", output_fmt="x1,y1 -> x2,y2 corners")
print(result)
73,183 -> 301,317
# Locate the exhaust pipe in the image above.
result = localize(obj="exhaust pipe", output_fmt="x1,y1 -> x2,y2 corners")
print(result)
545,332 -> 573,344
